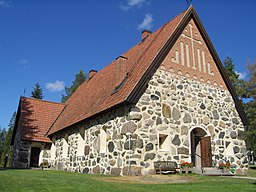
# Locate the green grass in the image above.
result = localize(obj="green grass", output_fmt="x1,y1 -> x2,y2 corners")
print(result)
248,166 -> 256,177
0,169 -> 255,192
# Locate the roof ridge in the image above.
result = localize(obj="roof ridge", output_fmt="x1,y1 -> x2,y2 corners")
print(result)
125,8 -> 189,80
21,96 -> 65,106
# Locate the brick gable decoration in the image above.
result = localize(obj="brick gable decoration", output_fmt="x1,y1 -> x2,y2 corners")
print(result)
162,19 -> 226,88
12,6 -> 248,175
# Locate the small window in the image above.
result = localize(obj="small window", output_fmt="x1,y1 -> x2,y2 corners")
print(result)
100,129 -> 107,153
76,134 -> 85,156
50,143 -> 56,160
159,133 -> 171,151
62,138 -> 69,158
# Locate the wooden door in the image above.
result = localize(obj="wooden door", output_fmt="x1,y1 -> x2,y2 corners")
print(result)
30,147 -> 40,167
190,131 -> 196,166
200,136 -> 212,167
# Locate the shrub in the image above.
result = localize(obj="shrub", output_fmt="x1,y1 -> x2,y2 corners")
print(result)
218,163 -> 231,169
180,162 -> 193,168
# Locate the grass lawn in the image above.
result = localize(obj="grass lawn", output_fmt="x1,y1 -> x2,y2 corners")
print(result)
0,169 -> 255,192
248,166 -> 256,177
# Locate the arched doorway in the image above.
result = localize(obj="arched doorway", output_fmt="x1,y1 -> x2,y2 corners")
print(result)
190,127 -> 212,168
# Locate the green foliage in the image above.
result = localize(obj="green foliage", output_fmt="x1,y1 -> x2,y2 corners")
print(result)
223,57 -> 256,153
61,70 -> 87,103
0,128 -> 6,161
0,112 -> 16,167
223,57 -> 247,100
245,128 -> 256,154
31,83 -> 43,99
247,59 -> 256,100
244,60 -> 256,153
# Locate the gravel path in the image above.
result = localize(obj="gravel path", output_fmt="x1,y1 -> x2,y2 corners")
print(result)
95,175 -> 194,184
232,176 -> 256,180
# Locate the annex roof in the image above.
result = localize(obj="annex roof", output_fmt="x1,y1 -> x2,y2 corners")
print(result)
11,97 -> 65,144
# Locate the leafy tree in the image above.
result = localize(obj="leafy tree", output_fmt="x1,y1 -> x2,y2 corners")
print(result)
0,112 -> 16,167
31,83 -> 43,99
61,70 -> 87,103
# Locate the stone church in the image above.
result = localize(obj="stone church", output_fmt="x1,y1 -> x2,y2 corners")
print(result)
12,6 -> 248,175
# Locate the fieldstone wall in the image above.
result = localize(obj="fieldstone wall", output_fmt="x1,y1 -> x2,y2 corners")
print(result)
52,66 -> 247,175
12,123 -> 31,168
12,124 -> 52,168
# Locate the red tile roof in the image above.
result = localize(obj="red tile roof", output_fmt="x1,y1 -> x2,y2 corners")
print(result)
15,97 -> 65,143
47,9 -> 187,136
47,5 -> 248,136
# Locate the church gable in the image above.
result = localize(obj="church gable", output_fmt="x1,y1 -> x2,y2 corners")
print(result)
162,18 -> 226,89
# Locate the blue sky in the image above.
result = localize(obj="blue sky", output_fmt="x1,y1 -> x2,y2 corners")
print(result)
0,0 -> 256,129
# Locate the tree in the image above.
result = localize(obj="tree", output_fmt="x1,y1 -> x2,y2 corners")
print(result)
31,83 -> 43,99
0,128 -> 6,162
244,59 -> 256,154
246,59 -> 256,100
0,112 -> 16,167
223,57 -> 256,154
61,70 -> 87,103
223,57 -> 247,100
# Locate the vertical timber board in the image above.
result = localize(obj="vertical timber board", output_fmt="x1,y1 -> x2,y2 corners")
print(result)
190,131 -> 196,165
200,136 -> 212,167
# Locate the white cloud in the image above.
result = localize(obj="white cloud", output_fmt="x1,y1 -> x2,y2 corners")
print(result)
46,80 -> 65,92
120,0 -> 146,11
137,14 -> 153,30
18,59 -> 30,70
235,71 -> 247,80
18,59 -> 28,65
0,1 -> 10,8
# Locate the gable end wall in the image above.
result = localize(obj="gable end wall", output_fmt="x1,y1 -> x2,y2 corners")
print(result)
51,65 -> 247,175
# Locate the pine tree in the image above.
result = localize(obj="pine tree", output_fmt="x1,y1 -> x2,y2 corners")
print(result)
223,57 -> 247,100
0,112 -> 16,167
244,60 -> 256,154
61,70 -> 87,103
223,57 -> 256,154
31,83 -> 43,99
0,128 -> 6,163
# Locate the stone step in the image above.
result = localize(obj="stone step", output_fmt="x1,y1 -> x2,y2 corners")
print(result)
192,167 -> 234,176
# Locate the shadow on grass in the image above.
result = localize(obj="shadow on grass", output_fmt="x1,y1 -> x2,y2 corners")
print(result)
0,167 -> 30,171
